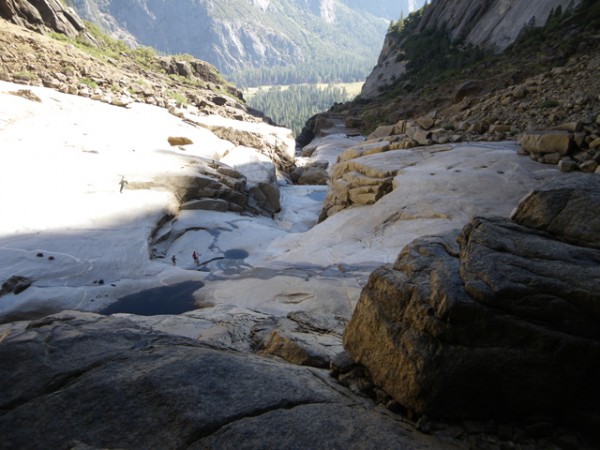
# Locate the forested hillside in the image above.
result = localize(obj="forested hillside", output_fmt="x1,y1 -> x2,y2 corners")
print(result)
248,84 -> 352,135
66,0 -> 421,86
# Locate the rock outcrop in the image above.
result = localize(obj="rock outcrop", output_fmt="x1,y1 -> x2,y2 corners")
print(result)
418,0 -> 579,52
0,310 -> 458,450
0,0 -> 85,38
343,175 -> 600,437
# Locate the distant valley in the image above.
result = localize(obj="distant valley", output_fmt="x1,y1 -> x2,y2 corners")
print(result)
65,0 -> 425,87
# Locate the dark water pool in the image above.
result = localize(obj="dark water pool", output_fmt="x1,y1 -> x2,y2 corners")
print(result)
223,249 -> 249,259
100,281 -> 204,316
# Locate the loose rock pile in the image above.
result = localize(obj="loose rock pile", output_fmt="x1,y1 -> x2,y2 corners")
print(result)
0,19 -> 258,122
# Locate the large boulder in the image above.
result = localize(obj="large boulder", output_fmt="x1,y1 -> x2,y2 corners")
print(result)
343,176 -> 600,430
510,174 -> 600,249
0,311 -> 455,449
0,0 -> 85,38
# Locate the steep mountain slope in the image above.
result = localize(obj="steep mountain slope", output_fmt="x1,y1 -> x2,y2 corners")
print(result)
65,0 -> 425,85
361,0 -> 583,99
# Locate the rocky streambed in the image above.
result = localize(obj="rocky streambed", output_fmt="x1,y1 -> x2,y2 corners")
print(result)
1,81 -> 598,448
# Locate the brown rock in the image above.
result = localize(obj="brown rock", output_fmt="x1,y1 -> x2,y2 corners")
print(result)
367,125 -> 395,140
168,136 -> 193,146
489,124 -> 511,133
344,117 -> 363,129
558,159 -> 577,172
520,131 -> 572,155
453,80 -> 484,103
580,160 -> 598,173
554,122 -> 582,132
416,116 -> 435,130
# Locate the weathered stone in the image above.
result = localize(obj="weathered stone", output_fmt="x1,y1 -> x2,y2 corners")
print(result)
580,160 -> 598,173
512,85 -> 527,98
180,198 -> 230,212
453,80 -> 484,103
344,222 -> 600,421
520,131 -> 572,155
174,60 -> 192,78
168,136 -> 193,146
393,120 -> 411,135
407,126 -> 432,146
362,143 -> 390,157
0,312 -> 451,449
338,141 -> 389,162
297,167 -> 328,185
0,275 -> 32,296
416,116 -> 435,130
0,0 -> 85,39
511,174 -> 600,249
459,216 -> 600,338
541,152 -> 560,164
253,311 -> 346,368
343,173 -> 600,434
301,145 -> 317,157
344,117 -> 363,129
489,124 -> 511,133
554,122 -> 582,132
367,125 -> 395,140
558,159 -> 577,172
589,137 -> 600,149
467,122 -> 485,134
574,132 -> 587,148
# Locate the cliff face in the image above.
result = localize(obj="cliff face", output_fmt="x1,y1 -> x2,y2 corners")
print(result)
361,0 -> 582,99
418,0 -> 580,51
0,0 -> 85,38
66,0 -> 405,76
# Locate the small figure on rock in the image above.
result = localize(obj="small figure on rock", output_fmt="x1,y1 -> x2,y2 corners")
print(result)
192,251 -> 199,267
119,176 -> 128,193
171,255 -> 177,266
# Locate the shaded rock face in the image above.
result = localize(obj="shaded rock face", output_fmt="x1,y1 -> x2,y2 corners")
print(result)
418,0 -> 580,52
0,0 -> 84,38
343,175 -> 600,429
0,311 -> 453,450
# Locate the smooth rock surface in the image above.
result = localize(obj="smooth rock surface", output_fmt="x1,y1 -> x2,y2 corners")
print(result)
0,311 -> 458,450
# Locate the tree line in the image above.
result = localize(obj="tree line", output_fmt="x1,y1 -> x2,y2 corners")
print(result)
247,84 -> 352,136
229,54 -> 376,88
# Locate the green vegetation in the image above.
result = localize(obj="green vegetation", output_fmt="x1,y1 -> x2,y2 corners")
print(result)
229,53 -> 377,88
167,91 -> 188,107
13,70 -> 36,81
79,77 -> 98,89
247,84 -> 352,136
368,0 -> 600,103
540,99 -> 560,109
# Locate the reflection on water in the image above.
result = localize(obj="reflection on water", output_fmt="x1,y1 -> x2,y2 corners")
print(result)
100,281 -> 204,316
309,190 -> 326,202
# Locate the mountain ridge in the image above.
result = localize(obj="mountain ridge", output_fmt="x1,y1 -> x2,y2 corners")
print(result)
64,0 -> 425,84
